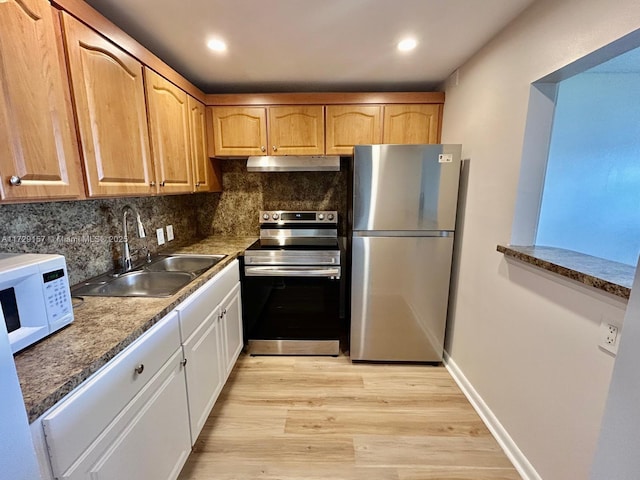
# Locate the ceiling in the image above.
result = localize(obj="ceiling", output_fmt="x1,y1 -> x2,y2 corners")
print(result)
84,0 -> 536,93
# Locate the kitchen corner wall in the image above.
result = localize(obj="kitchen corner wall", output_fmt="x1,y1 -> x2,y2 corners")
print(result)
0,194 -> 218,286
198,158 -> 348,237
440,0 -> 640,478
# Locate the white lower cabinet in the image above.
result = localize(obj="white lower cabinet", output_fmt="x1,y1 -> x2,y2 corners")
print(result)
220,282 -> 243,378
181,307 -> 224,443
41,311 -> 191,480
177,260 -> 242,444
37,260 -> 244,479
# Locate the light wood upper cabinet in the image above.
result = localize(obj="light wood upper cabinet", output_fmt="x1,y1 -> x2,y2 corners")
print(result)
383,104 -> 442,144
0,0 -> 84,201
61,13 -> 155,197
188,97 -> 220,192
211,106 -> 268,156
145,68 -> 193,194
325,105 -> 382,155
268,106 -> 325,155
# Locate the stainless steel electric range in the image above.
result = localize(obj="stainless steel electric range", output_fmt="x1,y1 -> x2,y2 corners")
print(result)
241,210 -> 346,356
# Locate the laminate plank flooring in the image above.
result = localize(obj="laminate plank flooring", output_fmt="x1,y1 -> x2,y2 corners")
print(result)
178,354 -> 522,480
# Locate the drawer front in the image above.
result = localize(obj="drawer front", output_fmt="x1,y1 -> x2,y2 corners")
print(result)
57,348 -> 190,480
177,259 -> 239,341
42,311 -> 181,475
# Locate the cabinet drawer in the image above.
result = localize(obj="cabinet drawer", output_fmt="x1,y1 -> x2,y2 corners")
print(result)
42,311 -> 181,475
176,259 -> 239,341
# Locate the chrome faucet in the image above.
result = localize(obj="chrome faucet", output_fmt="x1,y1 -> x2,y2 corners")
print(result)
120,205 -> 146,272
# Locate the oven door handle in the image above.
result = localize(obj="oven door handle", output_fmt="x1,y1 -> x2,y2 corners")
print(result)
244,266 -> 341,278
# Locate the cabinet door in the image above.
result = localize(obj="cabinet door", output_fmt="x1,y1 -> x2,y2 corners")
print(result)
0,0 -> 83,201
382,104 -> 442,144
188,96 -> 221,192
61,14 -> 155,197
71,350 -> 191,480
182,309 -> 224,444
268,106 -> 325,155
325,105 -> 382,155
211,106 -> 268,156
220,283 -> 243,378
145,68 -> 193,194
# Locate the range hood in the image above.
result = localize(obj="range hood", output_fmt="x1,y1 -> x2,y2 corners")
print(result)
247,156 -> 340,172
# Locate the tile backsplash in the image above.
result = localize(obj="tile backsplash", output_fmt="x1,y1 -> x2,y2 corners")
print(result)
199,158 -> 349,236
0,194 -> 216,285
0,159 -> 348,285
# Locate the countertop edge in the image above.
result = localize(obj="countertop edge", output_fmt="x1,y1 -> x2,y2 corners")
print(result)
497,245 -> 632,300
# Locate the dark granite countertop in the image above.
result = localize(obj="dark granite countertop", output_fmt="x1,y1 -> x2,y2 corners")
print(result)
15,236 -> 257,423
497,245 -> 634,299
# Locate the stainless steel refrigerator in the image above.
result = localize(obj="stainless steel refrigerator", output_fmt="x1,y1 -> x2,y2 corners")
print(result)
349,144 -> 462,362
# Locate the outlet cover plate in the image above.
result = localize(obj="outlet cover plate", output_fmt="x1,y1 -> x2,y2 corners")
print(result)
166,225 -> 174,242
599,319 -> 620,355
156,227 -> 165,246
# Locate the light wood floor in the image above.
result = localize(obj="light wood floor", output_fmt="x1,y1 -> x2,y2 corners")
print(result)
178,354 -> 522,480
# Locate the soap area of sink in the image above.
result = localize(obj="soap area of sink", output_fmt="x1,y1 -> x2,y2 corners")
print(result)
72,254 -> 227,297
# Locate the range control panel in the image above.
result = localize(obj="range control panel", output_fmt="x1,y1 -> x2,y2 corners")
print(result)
259,211 -> 338,224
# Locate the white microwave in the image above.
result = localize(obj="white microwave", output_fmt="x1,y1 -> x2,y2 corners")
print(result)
0,253 -> 74,354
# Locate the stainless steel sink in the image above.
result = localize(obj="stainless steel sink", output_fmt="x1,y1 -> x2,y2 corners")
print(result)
74,271 -> 195,297
145,254 -> 226,273
73,253 -> 228,297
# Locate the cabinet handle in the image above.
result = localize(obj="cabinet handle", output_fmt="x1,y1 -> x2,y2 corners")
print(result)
272,146 -> 277,152
223,308 -> 227,315
260,146 -> 266,152
150,181 -> 156,187
159,180 -> 165,187
219,312 -> 224,320
181,358 -> 188,367
195,182 -> 201,188
134,364 -> 145,375
9,175 -> 22,186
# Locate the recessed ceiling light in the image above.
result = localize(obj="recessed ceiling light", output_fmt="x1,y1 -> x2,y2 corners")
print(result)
207,38 -> 227,53
397,38 -> 417,52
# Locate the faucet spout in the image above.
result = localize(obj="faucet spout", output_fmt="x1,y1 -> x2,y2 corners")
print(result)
121,205 -> 146,272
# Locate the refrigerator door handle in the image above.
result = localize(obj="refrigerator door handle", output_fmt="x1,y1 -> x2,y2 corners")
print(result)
352,230 -> 453,238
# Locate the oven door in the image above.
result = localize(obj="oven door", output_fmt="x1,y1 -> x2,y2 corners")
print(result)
240,261 -> 345,355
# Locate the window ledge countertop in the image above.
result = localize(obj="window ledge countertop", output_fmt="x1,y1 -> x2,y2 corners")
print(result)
497,245 -> 634,300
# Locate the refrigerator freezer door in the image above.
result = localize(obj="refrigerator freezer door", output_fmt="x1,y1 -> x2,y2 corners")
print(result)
350,235 -> 454,362
353,144 -> 461,232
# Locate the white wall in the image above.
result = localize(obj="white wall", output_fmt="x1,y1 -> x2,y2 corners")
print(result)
440,0 -> 640,478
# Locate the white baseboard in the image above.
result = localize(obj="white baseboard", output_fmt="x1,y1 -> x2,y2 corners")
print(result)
443,352 -> 542,480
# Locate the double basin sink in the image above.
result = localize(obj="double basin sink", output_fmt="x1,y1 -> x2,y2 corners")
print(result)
73,254 -> 227,297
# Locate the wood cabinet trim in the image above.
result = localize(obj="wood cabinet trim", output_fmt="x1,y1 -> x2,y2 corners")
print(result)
211,106 -> 268,156
61,12 -> 156,197
0,0 -> 85,202
51,0 -> 205,103
325,105 -> 382,155
205,92 -> 444,106
267,106 -> 325,155
382,104 -> 442,144
188,96 -> 221,192
144,68 -> 194,194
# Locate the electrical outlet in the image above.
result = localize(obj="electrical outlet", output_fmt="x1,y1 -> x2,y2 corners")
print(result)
156,227 -> 165,246
166,225 -> 174,242
599,320 -> 621,355
605,324 -> 618,345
